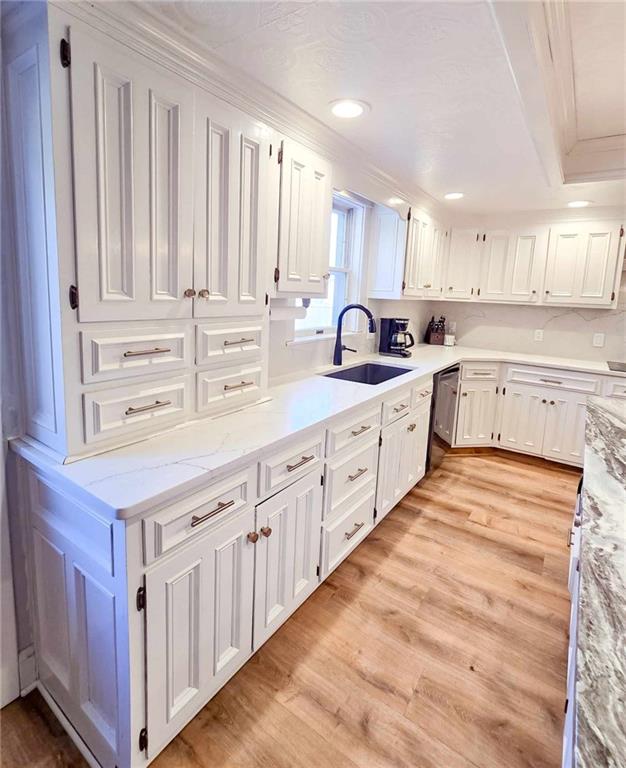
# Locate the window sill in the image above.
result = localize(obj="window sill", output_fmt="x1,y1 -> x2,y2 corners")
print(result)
286,331 -> 361,347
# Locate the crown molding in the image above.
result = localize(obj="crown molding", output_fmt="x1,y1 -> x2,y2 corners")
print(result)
50,0 -> 441,215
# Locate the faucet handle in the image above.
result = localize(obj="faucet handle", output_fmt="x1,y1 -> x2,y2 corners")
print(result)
342,345 -> 357,353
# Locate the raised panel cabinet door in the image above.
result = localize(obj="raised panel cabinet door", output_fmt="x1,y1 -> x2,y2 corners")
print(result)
423,222 -> 445,298
375,416 -> 406,522
542,393 -> 586,465
454,382 -> 497,446
193,96 -> 269,317
70,25 -> 194,321
368,206 -> 407,299
401,400 -> 431,494
403,212 -> 430,297
444,229 -> 479,299
508,228 -> 548,302
145,507 -> 255,759
479,231 -> 510,302
253,472 -> 322,650
277,139 -> 332,295
498,386 -> 547,456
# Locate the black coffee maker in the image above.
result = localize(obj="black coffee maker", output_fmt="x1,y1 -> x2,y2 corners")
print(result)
379,318 -> 415,358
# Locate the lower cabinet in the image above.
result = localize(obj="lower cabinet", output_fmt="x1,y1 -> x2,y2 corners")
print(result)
454,381 -> 498,446
253,472 -> 322,650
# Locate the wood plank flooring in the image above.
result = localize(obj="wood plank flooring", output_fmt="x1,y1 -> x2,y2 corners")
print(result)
0,450 -> 580,768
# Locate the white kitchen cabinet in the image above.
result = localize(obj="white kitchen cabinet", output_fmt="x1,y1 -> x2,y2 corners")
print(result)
455,381 -> 498,446
433,372 -> 458,443
368,205 -> 408,299
253,471 -> 322,649
403,211 -> 431,297
70,24 -> 195,322
542,392 -> 587,465
145,506 -> 256,759
544,220 -> 623,306
498,385 -> 547,456
443,229 -> 480,299
479,228 -> 548,303
193,95 -> 269,317
276,139 -> 332,295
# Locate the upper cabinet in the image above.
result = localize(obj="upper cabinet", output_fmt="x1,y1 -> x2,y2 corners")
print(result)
368,206 -> 407,300
443,229 -> 480,300
544,221 -> 623,306
70,26 -> 195,322
275,139 -> 333,296
193,95 -> 269,317
479,228 -> 548,303
403,211 -> 447,298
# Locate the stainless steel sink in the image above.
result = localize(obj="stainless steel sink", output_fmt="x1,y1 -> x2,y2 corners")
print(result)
323,363 -> 413,385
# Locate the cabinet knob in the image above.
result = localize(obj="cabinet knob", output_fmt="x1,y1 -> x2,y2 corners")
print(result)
322,272 -> 330,279
198,288 -> 210,299
542,399 -> 547,404
550,400 -> 555,405
448,286 -> 453,291
247,531 -> 259,544
260,526 -> 272,538
184,288 -> 196,298
407,423 -> 416,432
462,392 -> 468,397
532,289 -> 536,294
545,290 -> 550,294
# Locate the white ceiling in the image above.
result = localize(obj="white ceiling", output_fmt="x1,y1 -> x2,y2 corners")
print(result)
138,1 -> 626,214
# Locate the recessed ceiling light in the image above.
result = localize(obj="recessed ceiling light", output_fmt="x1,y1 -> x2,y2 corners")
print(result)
330,99 -> 368,119
388,197 -> 405,206
568,200 -> 591,208
444,192 -> 464,200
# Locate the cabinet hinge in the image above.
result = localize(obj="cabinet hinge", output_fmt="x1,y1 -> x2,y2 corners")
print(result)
611,291 -> 615,301
401,280 -> 406,291
378,435 -> 383,447
269,143 -> 273,158
273,267 -> 280,283
60,38 -> 71,68
136,586 -> 146,612
320,474 -> 324,486
407,208 -> 411,221
620,226 -> 624,237
69,284 -> 79,310
564,698 -> 569,715
477,288 -> 481,296
373,508 -> 378,520
316,565 -> 320,577
482,233 -> 486,242
265,292 -> 269,306
277,147 -> 283,164
470,287 -> 474,295
476,233 -> 480,241
491,432 -> 494,440
138,728 -> 148,752
495,386 -> 499,395
497,432 -> 501,441
502,386 -> 506,396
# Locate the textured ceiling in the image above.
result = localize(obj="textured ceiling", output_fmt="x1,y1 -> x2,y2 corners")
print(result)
138,1 -> 626,213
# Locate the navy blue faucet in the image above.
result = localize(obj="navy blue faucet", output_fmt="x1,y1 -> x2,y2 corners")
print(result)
333,304 -> 377,366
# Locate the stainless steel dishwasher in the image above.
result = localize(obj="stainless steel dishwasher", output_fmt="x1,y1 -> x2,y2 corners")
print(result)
426,365 -> 460,471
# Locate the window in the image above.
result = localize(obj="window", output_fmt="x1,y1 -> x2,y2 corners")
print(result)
295,194 -> 365,335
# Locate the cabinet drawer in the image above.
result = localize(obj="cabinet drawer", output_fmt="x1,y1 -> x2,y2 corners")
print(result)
83,375 -> 191,444
411,381 -> 433,410
196,320 -> 264,368
505,365 -> 600,395
462,362 -> 499,381
324,437 -> 378,522
259,434 -> 324,496
321,489 -> 374,577
197,363 -> 263,415
143,466 -> 256,564
325,407 -> 381,457
382,389 -> 412,425
81,326 -> 192,384
604,377 -> 626,399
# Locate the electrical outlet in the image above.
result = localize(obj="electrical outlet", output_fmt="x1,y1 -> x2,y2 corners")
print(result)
534,329 -> 544,342
592,333 -> 605,348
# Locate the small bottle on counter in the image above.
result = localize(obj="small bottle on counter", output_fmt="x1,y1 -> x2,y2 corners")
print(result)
444,321 -> 456,347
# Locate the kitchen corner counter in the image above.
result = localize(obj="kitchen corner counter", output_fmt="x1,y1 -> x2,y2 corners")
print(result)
577,396 -> 626,767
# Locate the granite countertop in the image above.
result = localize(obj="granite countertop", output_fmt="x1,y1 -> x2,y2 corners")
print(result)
10,345 -> 625,519
577,396 -> 626,767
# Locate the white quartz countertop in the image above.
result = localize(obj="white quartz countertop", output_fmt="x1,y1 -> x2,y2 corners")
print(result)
11,345 -> 624,520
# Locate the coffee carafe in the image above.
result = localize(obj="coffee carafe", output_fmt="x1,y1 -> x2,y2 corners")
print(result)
379,318 -> 415,358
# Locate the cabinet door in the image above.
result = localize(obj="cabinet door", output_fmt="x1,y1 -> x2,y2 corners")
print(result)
375,416 -> 407,522
403,399 -> 430,489
194,96 -> 269,317
498,386 -> 547,456
479,231 -> 510,302
276,139 -> 332,295
542,392 -> 586,465
70,25 -> 194,322
403,212 -> 430,297
433,376 -> 458,444
507,228 -> 548,302
423,222 -> 446,297
253,472 -> 322,650
455,382 -> 498,446
444,229 -> 479,299
145,508 -> 255,758
544,221 -> 622,306
368,206 -> 407,299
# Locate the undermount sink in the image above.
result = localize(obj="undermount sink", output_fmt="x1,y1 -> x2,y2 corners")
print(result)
323,362 -> 413,385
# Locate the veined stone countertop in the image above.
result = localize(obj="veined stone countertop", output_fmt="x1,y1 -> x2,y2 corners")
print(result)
577,396 -> 626,768
10,345 -> 625,520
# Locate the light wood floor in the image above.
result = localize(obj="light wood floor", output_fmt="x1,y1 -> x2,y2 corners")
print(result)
0,450 -> 580,768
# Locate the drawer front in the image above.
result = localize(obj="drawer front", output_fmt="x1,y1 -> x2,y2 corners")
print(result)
321,488 -> 375,577
196,363 -> 263,415
382,389 -> 412,425
259,434 -> 324,496
143,466 -> 256,564
411,382 -> 433,410
325,407 -> 381,457
83,375 -> 191,444
462,362 -> 499,381
81,326 -> 192,384
196,320 -> 264,368
324,438 -> 379,522
505,365 -> 600,394
604,377 -> 626,399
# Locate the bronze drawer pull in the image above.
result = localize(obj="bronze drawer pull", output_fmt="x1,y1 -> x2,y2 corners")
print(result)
286,455 -> 315,472
123,347 -> 172,358
469,372 -> 492,376
190,499 -> 235,528
260,526 -> 272,537
393,403 -> 408,413
407,423 -> 417,432
223,380 -> 254,392
351,425 -> 371,437
567,529 -> 575,547
223,337 -> 256,347
348,467 -> 368,482
345,522 -> 365,541
539,377 -> 563,385
125,399 -> 171,416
